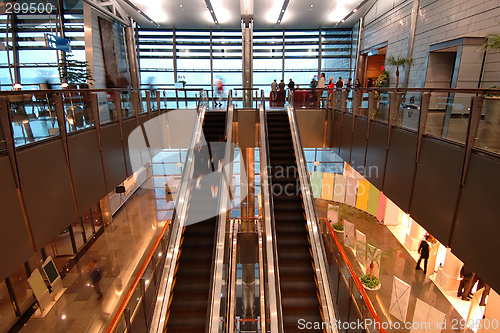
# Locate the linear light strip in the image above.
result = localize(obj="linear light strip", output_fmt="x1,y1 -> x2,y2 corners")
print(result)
336,0 -> 370,25
204,0 -> 220,27
276,0 -> 290,24
122,0 -> 161,27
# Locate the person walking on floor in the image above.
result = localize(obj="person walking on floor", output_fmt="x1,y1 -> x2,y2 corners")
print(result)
87,260 -> 103,300
416,234 -> 430,274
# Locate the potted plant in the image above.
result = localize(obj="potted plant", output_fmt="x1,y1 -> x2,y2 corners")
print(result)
329,204 -> 357,241
58,54 -> 93,87
385,55 -> 413,88
177,75 -> 187,88
357,241 -> 394,291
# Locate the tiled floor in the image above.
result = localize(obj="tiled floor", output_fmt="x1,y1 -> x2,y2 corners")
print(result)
20,179 -> 163,333
316,199 -> 464,333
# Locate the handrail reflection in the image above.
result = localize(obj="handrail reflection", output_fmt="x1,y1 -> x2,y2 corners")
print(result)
106,219 -> 172,333
322,218 -> 387,333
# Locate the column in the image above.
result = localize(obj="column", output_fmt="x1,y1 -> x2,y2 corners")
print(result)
436,248 -> 462,291
125,20 -> 140,89
404,218 -> 426,251
242,16 -> 253,108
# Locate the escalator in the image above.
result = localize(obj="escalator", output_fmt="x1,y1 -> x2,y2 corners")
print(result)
266,111 -> 323,332
164,111 -> 227,332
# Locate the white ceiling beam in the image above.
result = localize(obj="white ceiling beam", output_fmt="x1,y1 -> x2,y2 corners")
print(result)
83,0 -> 130,26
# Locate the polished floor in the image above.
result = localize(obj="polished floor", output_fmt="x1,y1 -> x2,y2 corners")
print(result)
316,199 -> 465,333
20,181 -> 162,333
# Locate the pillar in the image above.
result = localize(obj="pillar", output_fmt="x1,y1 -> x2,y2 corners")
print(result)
242,16 -> 253,108
436,248 -> 462,291
125,19 -> 140,89
404,218 -> 426,251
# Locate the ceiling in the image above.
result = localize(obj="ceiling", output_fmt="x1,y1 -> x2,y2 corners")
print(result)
116,0 -> 374,30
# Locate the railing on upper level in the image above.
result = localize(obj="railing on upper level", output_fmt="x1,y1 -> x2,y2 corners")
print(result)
265,86 -> 500,159
0,87 -> 205,149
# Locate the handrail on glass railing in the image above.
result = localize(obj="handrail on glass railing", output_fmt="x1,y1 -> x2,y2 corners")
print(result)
106,219 -> 172,333
322,218 -> 387,333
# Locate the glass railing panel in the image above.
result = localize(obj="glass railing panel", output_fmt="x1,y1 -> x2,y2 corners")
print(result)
63,91 -> 94,133
97,91 -> 117,124
476,97 -> 500,154
120,92 -> 134,119
9,93 -> 61,147
426,93 -> 472,144
372,91 -> 389,123
397,92 -> 420,131
140,90 -> 148,115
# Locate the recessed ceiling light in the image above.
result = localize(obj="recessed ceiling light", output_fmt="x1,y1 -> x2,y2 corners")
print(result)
353,8 -> 357,12
341,19 -> 345,22
282,9 -> 285,12
180,4 -> 183,7
310,4 -> 313,7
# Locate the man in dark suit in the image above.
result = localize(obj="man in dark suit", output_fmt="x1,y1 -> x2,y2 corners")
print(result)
416,235 -> 430,274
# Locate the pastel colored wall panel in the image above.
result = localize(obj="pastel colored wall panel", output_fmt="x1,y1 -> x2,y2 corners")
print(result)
377,193 -> 387,222
345,177 -> 358,207
310,171 -> 323,198
384,198 -> 403,226
356,179 -> 370,211
333,174 -> 347,203
367,184 -> 380,216
321,173 -> 335,200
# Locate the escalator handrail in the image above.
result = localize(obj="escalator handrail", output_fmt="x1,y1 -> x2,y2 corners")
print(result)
148,92 -> 209,333
259,91 -> 284,333
207,102 -> 235,333
286,103 -> 339,333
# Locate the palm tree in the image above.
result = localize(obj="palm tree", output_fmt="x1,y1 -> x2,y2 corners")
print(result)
482,33 -> 500,52
385,55 -> 414,88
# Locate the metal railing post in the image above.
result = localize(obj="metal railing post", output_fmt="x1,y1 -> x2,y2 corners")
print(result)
124,308 -> 131,333
352,90 -> 360,115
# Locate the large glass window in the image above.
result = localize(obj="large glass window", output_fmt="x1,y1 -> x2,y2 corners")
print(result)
137,28 -> 353,95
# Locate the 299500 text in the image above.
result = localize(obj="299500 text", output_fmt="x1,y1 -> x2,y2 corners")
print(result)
5,2 -> 55,14
451,318 -> 498,330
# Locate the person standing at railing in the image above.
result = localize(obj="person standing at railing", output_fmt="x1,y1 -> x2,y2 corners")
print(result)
310,76 -> 317,106
287,78 -> 295,104
271,79 -> 278,106
215,77 -> 225,107
355,78 -> 361,89
335,77 -> 344,109
278,79 -> 286,104
327,77 -> 335,108
318,73 -> 326,107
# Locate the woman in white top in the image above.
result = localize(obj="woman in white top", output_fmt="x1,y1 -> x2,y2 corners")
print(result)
317,73 -> 326,106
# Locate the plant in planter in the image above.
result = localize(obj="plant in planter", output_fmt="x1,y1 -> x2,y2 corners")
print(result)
357,241 -> 395,290
177,75 -> 187,88
58,54 -> 93,86
329,203 -> 356,232
385,55 -> 413,88
481,33 -> 500,131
